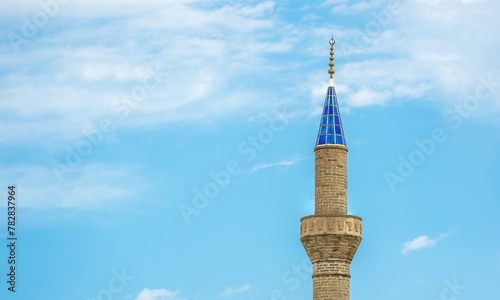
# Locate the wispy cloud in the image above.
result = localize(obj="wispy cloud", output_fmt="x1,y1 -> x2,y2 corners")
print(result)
0,1 -> 292,146
325,0 -> 385,14
401,233 -> 449,255
245,156 -> 301,174
220,284 -> 252,297
303,0 -> 500,114
134,288 -> 181,300
0,164 -> 148,209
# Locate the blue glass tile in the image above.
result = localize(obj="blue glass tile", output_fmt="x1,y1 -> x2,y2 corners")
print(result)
327,116 -> 332,124
319,135 -> 326,144
328,106 -> 333,114
322,116 -> 328,125
328,125 -> 334,134
335,125 -> 341,135
335,116 -> 340,124
336,135 -> 343,144
334,106 -> 338,115
324,106 -> 328,114
327,135 -> 335,143
321,126 -> 326,134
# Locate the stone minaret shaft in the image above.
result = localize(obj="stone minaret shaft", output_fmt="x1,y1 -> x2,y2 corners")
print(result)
300,38 -> 362,300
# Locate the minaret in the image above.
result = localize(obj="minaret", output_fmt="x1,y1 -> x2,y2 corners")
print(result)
301,37 -> 362,300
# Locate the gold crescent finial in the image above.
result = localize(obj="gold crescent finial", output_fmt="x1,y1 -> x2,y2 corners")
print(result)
328,36 -> 335,79
329,36 -> 335,46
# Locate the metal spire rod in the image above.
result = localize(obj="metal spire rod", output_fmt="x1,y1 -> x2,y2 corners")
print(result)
328,36 -> 335,79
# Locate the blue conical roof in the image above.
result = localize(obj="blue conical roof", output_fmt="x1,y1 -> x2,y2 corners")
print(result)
315,81 -> 346,147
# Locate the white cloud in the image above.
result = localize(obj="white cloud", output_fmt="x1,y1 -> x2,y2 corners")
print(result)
135,288 -> 181,300
0,1 -> 292,146
401,233 -> 448,255
245,156 -> 301,174
220,284 -> 252,297
302,0 -> 500,115
330,0 -> 384,14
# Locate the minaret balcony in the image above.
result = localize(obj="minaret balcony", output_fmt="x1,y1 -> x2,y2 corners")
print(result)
300,215 -> 362,262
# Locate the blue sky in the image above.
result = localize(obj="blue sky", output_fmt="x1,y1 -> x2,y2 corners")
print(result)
0,0 -> 499,299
